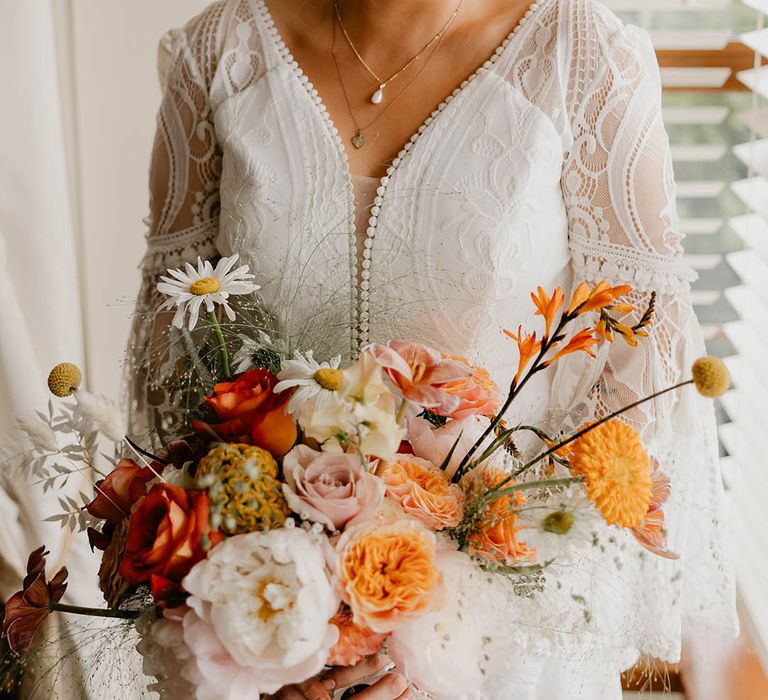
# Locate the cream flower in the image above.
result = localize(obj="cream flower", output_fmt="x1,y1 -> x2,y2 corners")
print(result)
182,528 -> 339,694
301,352 -> 404,460
518,488 -> 602,564
274,351 -> 344,420
157,255 -> 259,331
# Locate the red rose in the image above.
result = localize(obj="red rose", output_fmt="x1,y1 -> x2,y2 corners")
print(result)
192,369 -> 297,457
3,547 -> 67,657
119,484 -> 220,603
85,458 -> 156,526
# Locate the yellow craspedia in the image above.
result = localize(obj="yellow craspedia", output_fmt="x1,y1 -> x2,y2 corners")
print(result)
691,356 -> 729,399
47,362 -> 82,397
568,420 -> 652,529
195,443 -> 289,535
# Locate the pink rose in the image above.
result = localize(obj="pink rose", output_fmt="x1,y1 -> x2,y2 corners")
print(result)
408,416 -> 494,479
282,445 -> 384,530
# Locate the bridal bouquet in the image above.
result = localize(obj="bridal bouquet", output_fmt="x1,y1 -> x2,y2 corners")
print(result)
1,255 -> 729,699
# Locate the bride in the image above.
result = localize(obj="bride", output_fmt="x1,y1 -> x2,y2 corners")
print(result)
128,0 -> 735,697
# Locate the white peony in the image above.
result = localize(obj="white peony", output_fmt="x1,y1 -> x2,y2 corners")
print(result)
182,527 -> 340,695
389,548 -> 509,700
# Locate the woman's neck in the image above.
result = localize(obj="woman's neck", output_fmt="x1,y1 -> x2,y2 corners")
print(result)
334,0 -> 468,53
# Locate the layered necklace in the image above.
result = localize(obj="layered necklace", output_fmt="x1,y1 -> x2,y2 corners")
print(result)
333,0 -> 463,106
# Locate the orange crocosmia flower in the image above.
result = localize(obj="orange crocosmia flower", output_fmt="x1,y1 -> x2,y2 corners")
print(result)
531,286 -> 565,338
381,455 -> 465,530
336,518 -> 444,633
566,282 -> 591,314
503,326 -> 541,383
580,281 -> 632,314
460,465 -> 534,565
543,328 -> 599,367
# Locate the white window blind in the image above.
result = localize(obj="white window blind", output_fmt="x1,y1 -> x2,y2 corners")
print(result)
605,0 -> 768,665
723,0 -> 768,665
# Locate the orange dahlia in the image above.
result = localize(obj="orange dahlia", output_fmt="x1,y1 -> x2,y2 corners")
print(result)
567,420 -> 652,528
460,465 -> 533,564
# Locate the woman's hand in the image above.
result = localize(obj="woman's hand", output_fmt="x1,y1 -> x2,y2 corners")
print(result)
273,654 -> 409,700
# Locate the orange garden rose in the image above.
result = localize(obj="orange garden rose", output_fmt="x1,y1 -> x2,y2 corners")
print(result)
381,455 -> 464,530
85,458 -> 156,527
119,484 -> 221,604
439,355 -> 501,420
336,516 -> 444,633
192,369 -> 297,457
460,466 -> 533,564
328,608 -> 389,666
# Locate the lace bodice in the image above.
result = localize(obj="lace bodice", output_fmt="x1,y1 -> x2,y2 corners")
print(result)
127,0 -> 736,684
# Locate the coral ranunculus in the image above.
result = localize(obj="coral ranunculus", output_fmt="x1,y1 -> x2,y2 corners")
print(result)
85,458 -> 157,527
336,516 -> 444,633
381,455 -> 465,530
119,484 -> 220,603
328,608 -> 389,667
192,369 -> 297,457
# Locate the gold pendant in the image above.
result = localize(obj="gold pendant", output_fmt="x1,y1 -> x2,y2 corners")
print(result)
351,130 -> 365,149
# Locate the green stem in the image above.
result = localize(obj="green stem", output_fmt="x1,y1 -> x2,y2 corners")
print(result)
482,476 -> 584,504
489,379 -> 695,494
49,602 -> 141,620
454,314 -> 573,481
208,310 -> 231,378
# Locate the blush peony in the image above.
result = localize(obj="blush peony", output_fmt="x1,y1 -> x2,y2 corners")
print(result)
282,444 -> 383,531
137,605 -> 264,700
182,528 -> 339,694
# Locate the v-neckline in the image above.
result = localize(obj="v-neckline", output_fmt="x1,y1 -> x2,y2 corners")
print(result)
252,0 -> 546,350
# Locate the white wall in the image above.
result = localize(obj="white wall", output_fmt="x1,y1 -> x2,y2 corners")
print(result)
67,0 -> 211,396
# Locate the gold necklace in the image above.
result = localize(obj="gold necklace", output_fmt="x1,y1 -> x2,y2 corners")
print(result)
333,0 -> 463,105
331,14 -> 446,149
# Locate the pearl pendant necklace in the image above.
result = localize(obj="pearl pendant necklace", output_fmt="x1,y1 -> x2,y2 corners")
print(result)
334,0 -> 463,108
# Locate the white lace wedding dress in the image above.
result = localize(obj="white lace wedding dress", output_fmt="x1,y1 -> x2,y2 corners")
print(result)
127,0 -> 736,697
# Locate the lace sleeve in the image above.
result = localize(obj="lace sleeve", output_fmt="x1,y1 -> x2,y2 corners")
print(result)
125,9 -> 223,440
554,15 -> 737,654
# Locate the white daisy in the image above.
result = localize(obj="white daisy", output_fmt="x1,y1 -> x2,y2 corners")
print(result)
157,255 -> 259,331
274,350 -> 343,418
518,487 -> 602,564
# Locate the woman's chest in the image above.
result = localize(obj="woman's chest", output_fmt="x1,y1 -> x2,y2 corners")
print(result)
213,66 -> 571,363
